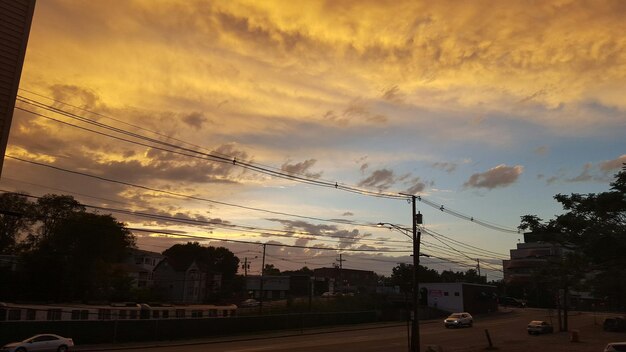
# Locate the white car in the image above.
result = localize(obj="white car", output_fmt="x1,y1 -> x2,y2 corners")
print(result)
1,334 -> 74,352
604,342 -> 626,352
240,298 -> 259,307
444,312 -> 473,328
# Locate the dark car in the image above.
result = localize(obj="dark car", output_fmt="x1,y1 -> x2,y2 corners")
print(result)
604,317 -> 626,332
527,320 -> 554,335
500,297 -> 526,308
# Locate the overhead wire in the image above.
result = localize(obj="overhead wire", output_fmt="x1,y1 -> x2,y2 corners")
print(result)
15,92 -> 521,233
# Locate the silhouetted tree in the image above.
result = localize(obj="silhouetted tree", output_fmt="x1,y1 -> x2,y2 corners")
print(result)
162,242 -> 240,279
519,164 -> 626,311
21,211 -> 135,301
0,192 -> 33,254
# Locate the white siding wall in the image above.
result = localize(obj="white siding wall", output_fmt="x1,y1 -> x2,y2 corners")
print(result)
420,283 -> 464,313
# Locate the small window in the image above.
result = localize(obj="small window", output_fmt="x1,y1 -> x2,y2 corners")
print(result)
71,310 -> 81,320
162,310 -> 169,319
26,309 -> 36,320
8,309 -> 21,320
176,309 -> 185,318
153,310 -> 160,319
119,310 -> 127,319
444,292 -> 449,296
80,310 -> 89,320
208,309 -> 217,317
47,309 -> 62,321
129,310 -> 138,319
98,309 -> 111,320
191,310 -> 203,318
0,308 -> 6,321
454,292 -> 460,297
223,310 -> 229,317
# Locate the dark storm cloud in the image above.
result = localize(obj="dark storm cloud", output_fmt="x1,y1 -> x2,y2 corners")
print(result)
382,85 -> 404,103
323,100 -> 388,126
402,177 -> 429,195
182,112 -> 209,129
359,168 -> 431,193
566,163 -> 594,182
266,219 -> 371,249
358,168 -> 395,191
280,159 -> 322,179
49,84 -> 101,110
599,154 -> 626,173
432,161 -> 457,173
463,164 -> 523,189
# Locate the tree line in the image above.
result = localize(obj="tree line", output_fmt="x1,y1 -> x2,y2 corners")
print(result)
515,165 -> 626,322
0,193 -> 239,303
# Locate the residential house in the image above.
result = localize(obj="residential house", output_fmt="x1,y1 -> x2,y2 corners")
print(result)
153,258 -> 221,303
121,249 -> 165,288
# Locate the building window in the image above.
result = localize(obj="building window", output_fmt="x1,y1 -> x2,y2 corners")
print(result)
444,292 -> 449,296
71,310 -> 81,320
47,309 -> 62,321
191,310 -> 203,318
26,309 -> 36,320
208,309 -> 217,317
162,310 -> 169,319
8,309 -> 21,320
454,292 -> 460,296
129,310 -> 138,319
80,310 -> 89,320
98,309 -> 111,320
119,310 -> 127,319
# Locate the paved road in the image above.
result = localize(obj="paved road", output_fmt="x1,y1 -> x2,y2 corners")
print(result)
79,309 -> 613,352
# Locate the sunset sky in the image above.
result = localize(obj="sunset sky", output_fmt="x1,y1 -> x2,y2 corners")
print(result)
4,0 -> 626,279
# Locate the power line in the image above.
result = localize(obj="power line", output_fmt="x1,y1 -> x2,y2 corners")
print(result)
0,190 -> 411,249
15,93 -> 521,233
15,96 -> 407,201
5,155 -> 386,230
128,227 -> 412,253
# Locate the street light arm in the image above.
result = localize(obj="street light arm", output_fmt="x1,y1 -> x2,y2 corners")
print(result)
377,222 -> 412,240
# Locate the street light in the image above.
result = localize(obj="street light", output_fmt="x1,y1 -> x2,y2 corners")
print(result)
378,199 -> 422,352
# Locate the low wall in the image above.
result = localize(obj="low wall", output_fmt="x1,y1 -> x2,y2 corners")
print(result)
0,310 -> 378,345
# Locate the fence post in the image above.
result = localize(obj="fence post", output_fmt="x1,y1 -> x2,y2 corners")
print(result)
485,329 -> 494,349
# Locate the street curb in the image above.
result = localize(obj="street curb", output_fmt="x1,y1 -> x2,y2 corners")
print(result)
75,320 -> 440,351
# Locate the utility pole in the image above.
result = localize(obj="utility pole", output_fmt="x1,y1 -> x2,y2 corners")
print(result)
476,258 -> 481,277
411,195 -> 422,352
243,257 -> 249,277
259,244 -> 266,315
337,254 -> 346,294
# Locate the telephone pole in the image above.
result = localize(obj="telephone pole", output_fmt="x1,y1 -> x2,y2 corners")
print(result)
337,254 -> 346,294
411,195 -> 422,352
259,244 -> 266,314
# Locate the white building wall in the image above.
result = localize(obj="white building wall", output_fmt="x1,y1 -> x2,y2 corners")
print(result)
420,283 -> 464,313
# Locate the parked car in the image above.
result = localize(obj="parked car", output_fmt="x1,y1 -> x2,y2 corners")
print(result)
604,342 -> 626,352
499,296 -> 526,308
604,317 -> 626,332
444,312 -> 473,328
1,334 -> 74,352
527,320 -> 554,335
239,298 -> 259,308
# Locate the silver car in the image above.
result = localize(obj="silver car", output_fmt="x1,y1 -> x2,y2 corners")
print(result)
1,334 -> 74,352
605,342 -> 626,352
444,312 -> 473,328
